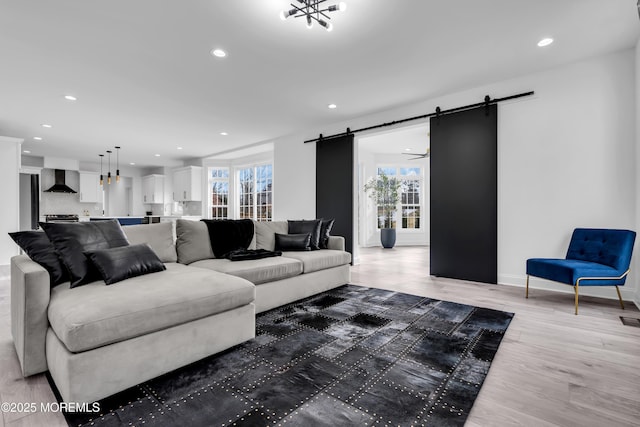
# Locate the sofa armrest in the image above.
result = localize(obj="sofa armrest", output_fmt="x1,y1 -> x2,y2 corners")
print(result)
11,255 -> 50,376
327,236 -> 345,251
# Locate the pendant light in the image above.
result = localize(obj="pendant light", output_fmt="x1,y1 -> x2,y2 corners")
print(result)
99,154 -> 104,186
115,146 -> 121,183
106,150 -> 112,185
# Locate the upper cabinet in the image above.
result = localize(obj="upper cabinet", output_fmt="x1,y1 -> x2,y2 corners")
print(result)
142,174 -> 164,204
172,166 -> 202,202
79,172 -> 101,203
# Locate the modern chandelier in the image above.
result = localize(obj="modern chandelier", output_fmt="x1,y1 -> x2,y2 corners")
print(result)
280,0 -> 347,31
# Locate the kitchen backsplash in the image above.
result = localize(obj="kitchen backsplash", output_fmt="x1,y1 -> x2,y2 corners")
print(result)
40,169 -> 102,216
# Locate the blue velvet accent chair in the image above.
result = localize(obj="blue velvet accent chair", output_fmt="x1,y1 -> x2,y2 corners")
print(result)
526,228 -> 636,315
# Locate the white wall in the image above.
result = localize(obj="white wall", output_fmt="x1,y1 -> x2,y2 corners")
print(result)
0,136 -> 23,266
273,48 -> 637,301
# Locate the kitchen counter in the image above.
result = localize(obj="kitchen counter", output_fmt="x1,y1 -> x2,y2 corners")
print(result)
88,216 -> 152,226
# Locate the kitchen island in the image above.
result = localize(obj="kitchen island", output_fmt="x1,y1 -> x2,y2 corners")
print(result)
86,216 -> 160,226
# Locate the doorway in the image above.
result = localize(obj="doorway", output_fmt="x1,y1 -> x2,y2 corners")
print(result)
355,123 -> 431,266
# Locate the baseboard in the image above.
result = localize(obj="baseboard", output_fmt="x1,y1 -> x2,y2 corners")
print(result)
498,273 -> 637,301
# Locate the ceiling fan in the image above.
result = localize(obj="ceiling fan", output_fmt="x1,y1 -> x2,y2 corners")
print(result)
402,147 -> 430,160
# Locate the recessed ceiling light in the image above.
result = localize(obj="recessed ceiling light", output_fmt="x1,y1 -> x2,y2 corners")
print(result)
41,124 -> 52,128
220,132 -> 228,136
405,148 -> 411,151
23,150 -> 31,154
177,146 -> 183,150
537,38 -> 553,47
154,154 -> 161,157
129,162 -> 136,165
211,49 -> 227,58
328,104 -> 337,109
33,137 -> 42,141
64,95 -> 77,101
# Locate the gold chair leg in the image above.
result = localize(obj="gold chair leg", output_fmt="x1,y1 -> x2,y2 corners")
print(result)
574,284 -> 579,315
615,286 -> 625,310
525,275 -> 529,299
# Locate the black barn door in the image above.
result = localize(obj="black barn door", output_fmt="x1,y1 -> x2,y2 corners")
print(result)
316,134 -> 354,256
430,105 -> 497,284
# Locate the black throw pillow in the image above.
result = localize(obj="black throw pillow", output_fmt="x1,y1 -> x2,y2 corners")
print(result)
275,233 -> 312,251
201,219 -> 254,258
85,244 -> 166,285
40,220 -> 130,288
319,218 -> 335,249
9,231 -> 69,286
288,219 -> 322,250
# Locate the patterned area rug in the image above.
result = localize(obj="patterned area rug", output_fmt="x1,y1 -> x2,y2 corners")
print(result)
59,284 -> 513,427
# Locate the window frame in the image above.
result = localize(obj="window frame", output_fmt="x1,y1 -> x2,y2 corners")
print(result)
208,167 -> 230,220
375,165 -> 424,231
236,163 -> 273,222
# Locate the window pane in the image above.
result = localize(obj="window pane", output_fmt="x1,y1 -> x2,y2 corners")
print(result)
377,167 -> 396,176
400,167 -> 420,176
209,167 -> 229,219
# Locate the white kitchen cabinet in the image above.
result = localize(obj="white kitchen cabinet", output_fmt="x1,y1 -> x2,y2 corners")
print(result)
142,174 -> 165,204
79,172 -> 102,203
172,166 -> 202,202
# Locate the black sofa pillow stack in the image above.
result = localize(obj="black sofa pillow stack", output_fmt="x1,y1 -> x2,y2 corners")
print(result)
39,220 -> 131,287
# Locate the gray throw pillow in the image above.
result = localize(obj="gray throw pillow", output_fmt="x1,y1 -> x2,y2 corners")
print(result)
175,219 -> 214,264
123,222 -> 177,263
254,221 -> 288,251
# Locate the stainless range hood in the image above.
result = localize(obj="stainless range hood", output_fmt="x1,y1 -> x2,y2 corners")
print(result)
44,169 -> 77,193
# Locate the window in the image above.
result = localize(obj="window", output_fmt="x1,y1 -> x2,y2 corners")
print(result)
400,168 -> 421,229
238,167 -> 254,219
209,168 -> 229,219
255,164 -> 273,221
375,166 -> 423,229
238,163 -> 273,221
207,161 -> 273,221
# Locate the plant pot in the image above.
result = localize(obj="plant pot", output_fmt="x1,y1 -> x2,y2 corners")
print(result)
380,228 -> 396,248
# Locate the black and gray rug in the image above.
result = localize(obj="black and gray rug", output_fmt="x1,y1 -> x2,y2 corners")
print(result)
59,284 -> 513,427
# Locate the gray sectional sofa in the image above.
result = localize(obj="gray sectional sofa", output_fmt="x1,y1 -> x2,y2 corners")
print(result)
10,220 -> 351,403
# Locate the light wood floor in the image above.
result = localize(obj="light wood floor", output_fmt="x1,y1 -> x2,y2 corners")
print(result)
1,247 -> 639,426
352,247 -> 640,427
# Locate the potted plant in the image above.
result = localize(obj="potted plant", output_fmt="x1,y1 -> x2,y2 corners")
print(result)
363,171 -> 401,248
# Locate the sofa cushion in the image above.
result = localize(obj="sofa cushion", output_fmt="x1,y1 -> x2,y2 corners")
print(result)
9,231 -> 69,286
288,219 -> 322,250
190,257 -> 303,285
48,263 -> 255,352
40,220 -> 129,288
123,222 -> 177,263
176,219 -> 214,264
254,221 -> 288,251
281,250 -> 352,273
85,244 -> 166,285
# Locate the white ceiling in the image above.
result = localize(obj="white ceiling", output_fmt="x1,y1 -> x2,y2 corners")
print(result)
0,0 -> 638,167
